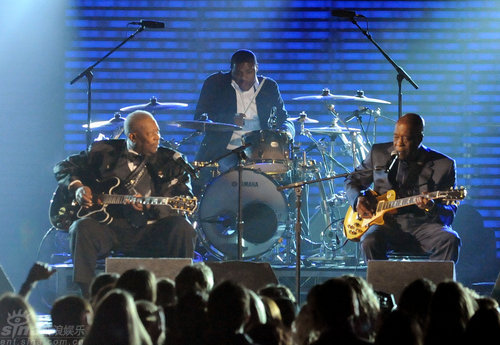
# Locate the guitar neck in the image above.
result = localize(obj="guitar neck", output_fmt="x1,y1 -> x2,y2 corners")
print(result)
101,194 -> 171,206
378,191 -> 441,211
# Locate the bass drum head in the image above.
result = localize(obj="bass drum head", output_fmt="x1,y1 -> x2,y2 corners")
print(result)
198,168 -> 289,260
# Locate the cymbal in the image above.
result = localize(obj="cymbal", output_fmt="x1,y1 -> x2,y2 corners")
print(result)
166,119 -> 242,132
288,111 -> 319,123
83,113 -> 125,130
120,96 -> 188,112
293,89 -> 391,104
307,125 -> 360,136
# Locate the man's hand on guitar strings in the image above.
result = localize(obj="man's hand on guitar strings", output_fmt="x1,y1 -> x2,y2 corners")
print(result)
75,186 -> 93,208
416,192 -> 435,210
356,196 -> 376,219
124,193 -> 149,212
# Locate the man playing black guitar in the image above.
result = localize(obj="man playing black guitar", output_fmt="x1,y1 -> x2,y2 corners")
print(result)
344,113 -> 461,263
54,110 -> 196,297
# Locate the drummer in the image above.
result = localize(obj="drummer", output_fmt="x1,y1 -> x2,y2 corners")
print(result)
194,49 -> 295,172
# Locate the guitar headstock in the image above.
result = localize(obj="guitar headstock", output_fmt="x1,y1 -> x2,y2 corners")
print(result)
441,187 -> 467,205
169,196 -> 198,215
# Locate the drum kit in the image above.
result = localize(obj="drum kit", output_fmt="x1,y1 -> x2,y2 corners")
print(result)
85,90 -> 392,266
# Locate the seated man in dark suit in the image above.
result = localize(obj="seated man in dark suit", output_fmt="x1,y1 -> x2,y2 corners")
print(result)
344,113 -> 461,262
54,110 -> 196,297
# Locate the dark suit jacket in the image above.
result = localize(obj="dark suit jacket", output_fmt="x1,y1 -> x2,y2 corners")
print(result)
344,142 -> 458,226
54,139 -> 193,219
194,71 -> 295,162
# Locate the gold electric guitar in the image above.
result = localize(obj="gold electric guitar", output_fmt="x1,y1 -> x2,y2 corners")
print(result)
343,187 -> 467,241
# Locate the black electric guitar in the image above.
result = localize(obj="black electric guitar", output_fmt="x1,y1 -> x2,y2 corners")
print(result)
343,187 -> 467,241
49,177 -> 198,231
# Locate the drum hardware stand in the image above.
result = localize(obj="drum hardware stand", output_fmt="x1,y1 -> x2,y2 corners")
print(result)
70,24 -> 148,151
344,103 -> 374,147
342,12 -> 419,118
326,105 -> 362,170
162,130 -> 203,149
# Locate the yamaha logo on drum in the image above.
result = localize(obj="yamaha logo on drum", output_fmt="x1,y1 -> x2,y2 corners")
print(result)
231,181 -> 258,187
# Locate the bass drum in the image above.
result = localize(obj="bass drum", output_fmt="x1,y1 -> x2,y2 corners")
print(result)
197,168 -> 289,260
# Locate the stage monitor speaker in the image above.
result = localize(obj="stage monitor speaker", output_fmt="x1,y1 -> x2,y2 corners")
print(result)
206,261 -> 278,292
106,257 -> 193,280
0,265 -> 14,295
367,260 -> 455,303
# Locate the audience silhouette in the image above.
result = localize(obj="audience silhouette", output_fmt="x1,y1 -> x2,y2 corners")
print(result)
2,262 -> 499,345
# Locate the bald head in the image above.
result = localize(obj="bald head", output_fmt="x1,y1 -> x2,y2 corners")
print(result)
124,111 -> 155,136
124,110 -> 160,156
396,113 -> 425,136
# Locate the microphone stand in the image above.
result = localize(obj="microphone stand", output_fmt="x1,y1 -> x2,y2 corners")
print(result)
202,144 -> 251,260
347,17 -> 419,118
70,25 -> 146,150
277,168 -> 375,304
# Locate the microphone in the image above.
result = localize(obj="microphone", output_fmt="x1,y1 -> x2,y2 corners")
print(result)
345,107 -> 370,123
385,150 -> 399,173
128,20 -> 165,29
344,110 -> 359,123
172,152 -> 198,178
331,9 -> 365,19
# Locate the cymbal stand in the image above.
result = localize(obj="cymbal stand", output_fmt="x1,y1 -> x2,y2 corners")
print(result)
346,106 -> 374,147
161,130 -> 203,149
326,105 -> 363,170
372,107 -> 395,144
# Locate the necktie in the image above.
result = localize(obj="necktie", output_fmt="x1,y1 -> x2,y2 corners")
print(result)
396,160 -> 409,193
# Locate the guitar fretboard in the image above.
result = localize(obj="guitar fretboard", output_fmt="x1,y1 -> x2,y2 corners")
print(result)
101,194 -> 173,206
377,191 -> 441,212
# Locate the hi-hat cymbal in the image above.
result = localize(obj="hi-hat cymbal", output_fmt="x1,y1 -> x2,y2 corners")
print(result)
166,119 -> 242,132
120,96 -> 188,112
293,89 -> 391,105
83,113 -> 125,130
288,111 -> 319,123
307,125 -> 360,136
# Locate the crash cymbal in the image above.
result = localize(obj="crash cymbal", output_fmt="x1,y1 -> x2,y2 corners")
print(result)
120,96 -> 188,112
293,89 -> 391,105
307,125 -> 360,136
166,119 -> 242,132
83,113 -> 125,130
288,111 -> 319,123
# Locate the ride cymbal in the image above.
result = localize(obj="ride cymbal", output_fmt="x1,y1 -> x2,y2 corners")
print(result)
166,119 -> 242,132
288,111 -> 319,123
293,89 -> 391,105
120,96 -> 188,112
82,113 -> 125,130
307,125 -> 360,136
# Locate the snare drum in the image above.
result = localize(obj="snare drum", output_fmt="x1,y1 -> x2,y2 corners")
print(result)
197,168 -> 289,259
242,130 -> 292,174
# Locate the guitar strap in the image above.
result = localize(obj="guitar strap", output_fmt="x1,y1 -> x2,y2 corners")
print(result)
123,157 -> 149,194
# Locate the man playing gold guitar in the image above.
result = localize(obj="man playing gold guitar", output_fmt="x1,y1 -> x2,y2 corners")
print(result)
54,111 -> 197,297
344,113 -> 461,263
